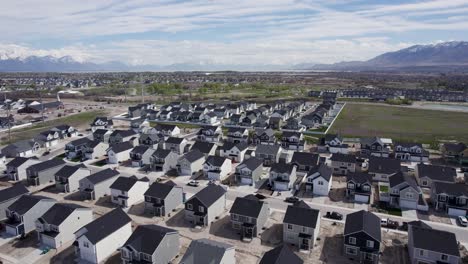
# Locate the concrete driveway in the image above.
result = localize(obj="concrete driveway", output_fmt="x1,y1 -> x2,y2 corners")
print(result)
401,209 -> 418,220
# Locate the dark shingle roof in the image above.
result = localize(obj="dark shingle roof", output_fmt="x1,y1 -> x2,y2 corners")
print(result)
259,245 -> 303,264
190,185 -> 226,207
40,203 -> 88,226
205,156 -> 228,167
151,149 -> 172,159
389,172 -> 418,190
144,181 -> 178,199
6,157 -> 29,167
307,164 -> 332,181
330,153 -> 356,163
433,182 -> 468,196
55,164 -> 86,178
346,172 -> 372,184
283,201 -> 319,228
86,168 -> 120,184
110,130 -> 136,138
255,144 -> 281,155
27,159 -> 65,172
271,162 -> 295,174
181,150 -> 205,163
344,210 -> 381,242
238,157 -> 263,170
110,176 -> 140,191
417,164 -> 456,183
221,142 -> 248,152
109,142 -> 133,153
131,145 -> 150,155
368,157 -> 401,175
181,238 -> 234,264
0,184 -> 29,203
8,195 -> 54,215
229,195 -> 266,218
411,226 -> 460,257
191,141 -> 216,154
443,142 -> 466,153
78,208 -> 132,244
290,152 -> 319,166
123,225 -> 178,255
165,137 -> 185,144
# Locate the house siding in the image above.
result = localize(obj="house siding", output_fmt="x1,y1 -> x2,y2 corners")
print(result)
152,233 -> 180,264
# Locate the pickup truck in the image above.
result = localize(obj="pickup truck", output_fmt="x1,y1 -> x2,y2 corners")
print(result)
381,218 -> 399,229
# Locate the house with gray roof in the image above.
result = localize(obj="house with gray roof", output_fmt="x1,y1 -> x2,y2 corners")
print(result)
55,164 -> 91,193
346,172 -> 373,204
230,195 -> 270,239
220,142 -> 248,163
35,130 -> 60,148
130,145 -> 155,167
441,142 -> 468,165
304,164 -> 333,196
163,137 -> 187,155
144,181 -> 183,217
281,131 -> 305,151
225,127 -> 249,143
6,157 -> 40,181
259,244 -> 303,264
149,149 -> 179,173
252,128 -> 276,145
90,117 -> 113,132
79,168 -> 120,200
290,152 -> 319,173
431,182 -> 468,216
154,124 -> 180,137
283,201 -> 320,251
110,176 -> 149,208
255,144 -> 282,166
197,125 -> 222,142
1,139 -> 40,158
185,184 -> 226,227
360,137 -> 391,158
139,133 -> 163,148
269,162 -> 297,191
178,150 -> 206,176
416,164 -> 457,189
330,153 -> 356,175
0,184 -> 30,220
107,141 -> 133,164
92,128 -> 112,143
108,130 -> 138,144
388,172 -> 427,211
191,141 -> 217,157
203,156 -> 232,181
26,158 -> 66,186
393,142 -> 429,162
343,210 -> 381,263
368,156 -> 401,182
180,238 -> 235,264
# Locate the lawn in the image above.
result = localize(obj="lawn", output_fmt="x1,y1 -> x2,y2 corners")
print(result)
379,185 -> 389,193
329,103 -> 468,143
149,121 -> 201,129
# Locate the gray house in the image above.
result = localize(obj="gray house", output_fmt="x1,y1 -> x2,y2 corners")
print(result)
5,195 -> 56,236
149,149 -> 179,173
255,144 -> 281,166
259,244 -> 303,264
235,157 -> 264,186
121,225 -> 180,264
0,184 -> 30,220
180,238 -> 235,264
163,137 -> 187,155
416,164 -> 457,189
55,164 -> 91,193
283,201 -> 320,251
185,184 -> 226,227
388,172 -> 426,211
144,181 -> 183,217
230,194 -> 270,239
6,157 -> 40,181
269,162 -> 297,191
290,152 -> 319,173
79,168 -> 120,200
26,159 -> 66,186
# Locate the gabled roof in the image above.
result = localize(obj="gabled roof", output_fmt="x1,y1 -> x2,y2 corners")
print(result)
8,195 -> 54,215
108,141 -> 133,153
165,137 -> 185,144
389,172 -> 418,190
6,157 -> 30,167
410,225 -> 460,257
221,142 -> 249,152
55,164 -> 87,179
40,203 -> 88,226
191,141 -> 217,154
2,139 -> 38,153
91,117 -> 113,126
144,181 -> 179,199
237,157 -> 263,171
69,137 -> 93,147
181,150 -> 205,163
205,155 -> 228,167
255,144 -> 281,155
123,224 -> 178,255
229,194 -> 266,218
0,184 -> 29,203
85,168 -> 120,184
307,164 -> 332,182
130,145 -> 150,155
346,172 -> 372,184
433,182 -> 468,196
291,152 -> 319,166
93,129 -> 109,135
255,128 -> 275,137
110,176 -> 141,191
181,238 -> 234,264
330,153 -> 356,163
283,201 -> 319,228
110,129 -> 137,138
368,157 -> 401,175
151,148 -> 172,159
282,131 -> 301,138
271,162 -> 295,174
417,164 -> 456,183
78,208 -> 131,244
344,210 -> 381,242
259,245 -> 303,264
443,142 -> 466,153
189,184 -> 226,207
27,159 -> 65,172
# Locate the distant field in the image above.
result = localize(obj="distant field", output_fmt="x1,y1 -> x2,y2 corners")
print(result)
329,104 -> 468,143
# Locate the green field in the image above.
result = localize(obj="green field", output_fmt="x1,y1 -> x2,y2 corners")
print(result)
329,104 -> 468,143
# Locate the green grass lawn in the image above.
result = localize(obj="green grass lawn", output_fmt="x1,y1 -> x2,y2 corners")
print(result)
329,103 -> 468,143
149,121 -> 201,129
379,185 -> 389,193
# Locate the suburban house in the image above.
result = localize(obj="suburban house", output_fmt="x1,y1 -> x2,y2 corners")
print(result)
154,124 -> 180,137
388,172 -> 427,211
129,145 -> 154,167
35,130 -> 60,148
83,141 -> 108,160
1,139 -> 40,158
393,142 -> 429,162
225,127 -> 249,143
441,142 -> 468,165
178,150 -> 206,176
55,164 -> 91,193
290,152 -> 319,173
52,124 -> 78,139
360,137 -> 391,157
26,159 -> 66,186
93,129 -> 112,143
74,208 -> 132,264
431,182 -> 468,216
235,157 -> 264,186
252,128 -> 276,145
230,194 -> 270,239
66,137 -> 96,159
108,130 -> 138,145
139,133 -> 163,148
304,164 -> 333,196
107,142 -> 133,164
346,172 -> 373,203
416,164 -> 457,189
149,149 -> 179,173
90,117 -> 113,132
120,225 -> 180,264
203,155 -> 232,181
197,125 -> 222,142
219,142 -> 249,163
329,153 -> 356,175
269,162 -> 297,191
319,134 -> 349,154
79,168 -> 120,200
163,137 -> 187,155
259,245 -> 303,264
255,144 -> 282,166
110,176 -> 150,208
0,184 -> 30,220
6,157 -> 40,181
36,203 -> 93,249
343,210 -> 381,264
368,157 -> 402,182
281,131 -> 305,151
185,184 -> 226,227
144,181 -> 183,217
408,224 -> 460,264
283,201 -> 321,251
5,195 -> 56,237
191,141 -> 217,157
180,239 -> 235,264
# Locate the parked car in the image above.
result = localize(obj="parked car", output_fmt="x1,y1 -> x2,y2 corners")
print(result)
284,196 -> 300,204
187,181 -> 199,187
381,218 -> 399,229
325,211 -> 343,220
255,193 -> 266,200
42,151 -> 50,156
457,216 -> 468,227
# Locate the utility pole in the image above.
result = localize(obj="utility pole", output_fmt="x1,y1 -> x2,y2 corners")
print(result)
36,86 -> 45,123
140,74 -> 144,104
4,93 -> 11,143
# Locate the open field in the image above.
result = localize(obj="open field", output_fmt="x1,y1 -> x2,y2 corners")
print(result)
329,103 -> 468,143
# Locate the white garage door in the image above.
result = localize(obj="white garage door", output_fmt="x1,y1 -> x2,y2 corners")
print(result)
400,200 -> 417,210
355,194 -> 369,204
448,208 -> 467,217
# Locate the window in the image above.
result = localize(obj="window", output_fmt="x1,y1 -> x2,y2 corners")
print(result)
83,241 -> 89,248
346,247 -> 357,255
441,254 -> 448,261
419,250 -> 425,256
232,214 -> 238,220
348,237 -> 356,245
363,185 -> 370,191
287,224 -> 293,230
142,254 -> 152,261
187,204 -> 193,210
440,195 -> 447,202
366,240 -> 374,248
199,206 -> 204,213
348,183 -> 355,189
422,180 -> 428,186
405,192 -> 413,199
302,227 -> 308,233
318,181 -> 324,186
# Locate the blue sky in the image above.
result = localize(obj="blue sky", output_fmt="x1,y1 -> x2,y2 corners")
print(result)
0,0 -> 467,66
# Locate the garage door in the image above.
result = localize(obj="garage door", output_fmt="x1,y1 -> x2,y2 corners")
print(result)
400,200 -> 417,209
448,208 -> 467,217
355,194 -> 369,204
241,178 -> 252,185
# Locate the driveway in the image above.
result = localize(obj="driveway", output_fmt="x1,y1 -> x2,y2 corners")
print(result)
354,203 -> 368,211
401,209 -> 418,220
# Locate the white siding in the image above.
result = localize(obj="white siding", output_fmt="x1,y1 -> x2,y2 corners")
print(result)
207,195 -> 226,224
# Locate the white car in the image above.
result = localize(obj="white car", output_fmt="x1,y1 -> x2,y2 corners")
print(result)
457,216 -> 468,227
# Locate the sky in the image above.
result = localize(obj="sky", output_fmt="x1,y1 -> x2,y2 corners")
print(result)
0,0 -> 468,67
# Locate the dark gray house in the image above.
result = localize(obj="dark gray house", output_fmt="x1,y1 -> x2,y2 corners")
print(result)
255,144 -> 281,166
26,159 -> 66,186
79,168 -> 120,200
229,194 -> 270,239
55,164 -> 91,193
0,184 -> 30,220
290,152 -> 319,173
185,184 -> 226,227
144,181 -> 183,217
344,210 -> 381,264
346,172 -> 373,204
149,149 -> 179,173
283,201 -> 320,251
235,157 -> 264,186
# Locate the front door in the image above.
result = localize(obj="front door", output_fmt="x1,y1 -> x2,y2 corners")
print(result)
301,238 -> 310,250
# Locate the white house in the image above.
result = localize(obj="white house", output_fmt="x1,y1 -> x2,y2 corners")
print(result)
178,150 -> 206,176
110,176 -> 150,208
219,142 -> 249,163
203,156 -> 232,181
107,142 -> 133,164
304,164 -> 333,196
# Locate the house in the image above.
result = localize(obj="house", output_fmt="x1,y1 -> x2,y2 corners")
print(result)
93,129 -> 112,143
36,203 -> 93,249
389,172 -> 426,210
360,137 -> 391,157
108,130 -> 138,144
269,116 -> 283,129
346,172 -> 373,203
203,156 -> 232,181
284,117 -> 303,131
0,184 -> 30,220
79,168 -> 120,200
319,134 -> 349,154
83,140 -> 108,161
154,124 -> 180,137
178,150 -> 206,176
1,139 -> 40,158
252,128 -> 276,145
66,137 -> 95,159
416,164 -> 457,189
290,152 -> 319,173
281,132 -> 305,151
55,164 -> 91,193
35,130 -> 61,148
163,137 -> 187,155
185,184 -> 226,227
431,182 -> 468,216
120,225 -> 180,264
107,142 -> 133,164
5,195 -> 56,236
368,157 -> 401,182
304,164 -> 333,196
90,117 -> 113,132
149,149 -> 179,173
330,153 -> 356,175
191,141 -> 217,157
129,145 -> 154,167
74,208 -> 132,264
408,225 -> 460,264
220,142 -> 249,163
6,157 -> 40,181
343,210 -> 381,263
283,201 -> 320,251
393,142 -> 429,162
269,162 -> 297,191
0,154 -> 6,168
144,181 -> 183,217
230,194 -> 270,239
259,244 -> 303,264
180,238 -> 235,264
110,176 -> 149,208
139,133 -> 163,148
225,127 -> 249,143
52,124 -> 77,139
255,144 -> 282,166
197,125 -> 222,142
26,159 -> 66,186
441,142 -> 468,165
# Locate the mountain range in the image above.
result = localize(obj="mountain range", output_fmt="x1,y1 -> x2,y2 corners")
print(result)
1,41 -> 468,72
